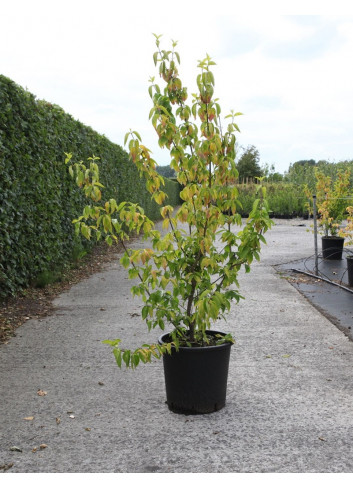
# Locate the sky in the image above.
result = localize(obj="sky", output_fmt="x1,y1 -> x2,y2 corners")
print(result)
1,0 -> 353,175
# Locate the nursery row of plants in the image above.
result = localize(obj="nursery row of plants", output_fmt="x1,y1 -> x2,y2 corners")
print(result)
235,159 -> 353,218
235,182 -> 309,218
0,75 -> 182,299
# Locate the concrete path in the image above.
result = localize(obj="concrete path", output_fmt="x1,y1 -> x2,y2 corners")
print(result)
1,219 -> 353,473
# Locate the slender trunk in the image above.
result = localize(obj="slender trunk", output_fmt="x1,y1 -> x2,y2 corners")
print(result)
186,278 -> 197,342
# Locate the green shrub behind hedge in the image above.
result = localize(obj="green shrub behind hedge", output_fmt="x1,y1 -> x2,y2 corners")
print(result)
0,75 -> 181,299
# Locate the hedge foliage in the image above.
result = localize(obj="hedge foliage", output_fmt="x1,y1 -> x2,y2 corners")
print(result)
0,75 -> 182,299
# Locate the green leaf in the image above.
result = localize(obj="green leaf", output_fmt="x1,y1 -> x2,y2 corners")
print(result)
113,349 -> 122,367
122,350 -> 131,367
81,224 -> 91,240
120,254 -> 130,268
132,353 -> 140,368
149,107 -> 155,120
103,215 -> 112,233
133,131 -> 142,141
102,339 -> 121,347
141,305 -> 150,320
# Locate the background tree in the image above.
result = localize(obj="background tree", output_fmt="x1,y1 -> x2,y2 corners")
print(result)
157,165 -> 176,178
236,145 -> 263,181
261,163 -> 283,182
284,159 -> 317,187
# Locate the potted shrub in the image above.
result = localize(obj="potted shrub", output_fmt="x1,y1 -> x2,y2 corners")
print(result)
66,35 -> 272,414
305,169 -> 351,260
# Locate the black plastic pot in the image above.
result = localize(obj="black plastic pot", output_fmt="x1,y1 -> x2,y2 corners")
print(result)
347,256 -> 353,286
158,330 -> 232,415
321,236 -> 344,260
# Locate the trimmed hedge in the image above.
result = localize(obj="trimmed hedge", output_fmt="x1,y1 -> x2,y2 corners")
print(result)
0,75 -> 182,298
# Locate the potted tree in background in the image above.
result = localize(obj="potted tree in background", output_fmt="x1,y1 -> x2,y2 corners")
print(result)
67,35 -> 272,414
306,169 -> 351,260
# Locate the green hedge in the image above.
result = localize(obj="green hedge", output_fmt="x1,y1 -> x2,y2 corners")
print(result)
0,76 -> 182,298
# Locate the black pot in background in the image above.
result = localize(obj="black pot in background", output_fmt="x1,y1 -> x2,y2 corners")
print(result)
321,236 -> 344,260
159,330 -> 232,415
347,256 -> 353,287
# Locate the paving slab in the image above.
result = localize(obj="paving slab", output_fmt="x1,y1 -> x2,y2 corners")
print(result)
1,218 -> 353,473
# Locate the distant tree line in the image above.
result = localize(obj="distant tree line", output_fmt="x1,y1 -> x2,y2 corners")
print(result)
284,159 -> 353,189
157,144 -> 282,182
157,146 -> 353,188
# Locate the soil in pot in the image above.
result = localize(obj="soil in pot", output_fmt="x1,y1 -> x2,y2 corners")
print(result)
159,330 -> 233,415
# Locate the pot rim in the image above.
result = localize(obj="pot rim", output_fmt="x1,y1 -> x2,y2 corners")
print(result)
158,329 -> 232,351
321,236 -> 345,240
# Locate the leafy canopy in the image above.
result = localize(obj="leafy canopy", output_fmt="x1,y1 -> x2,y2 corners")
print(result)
68,35 -> 272,368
